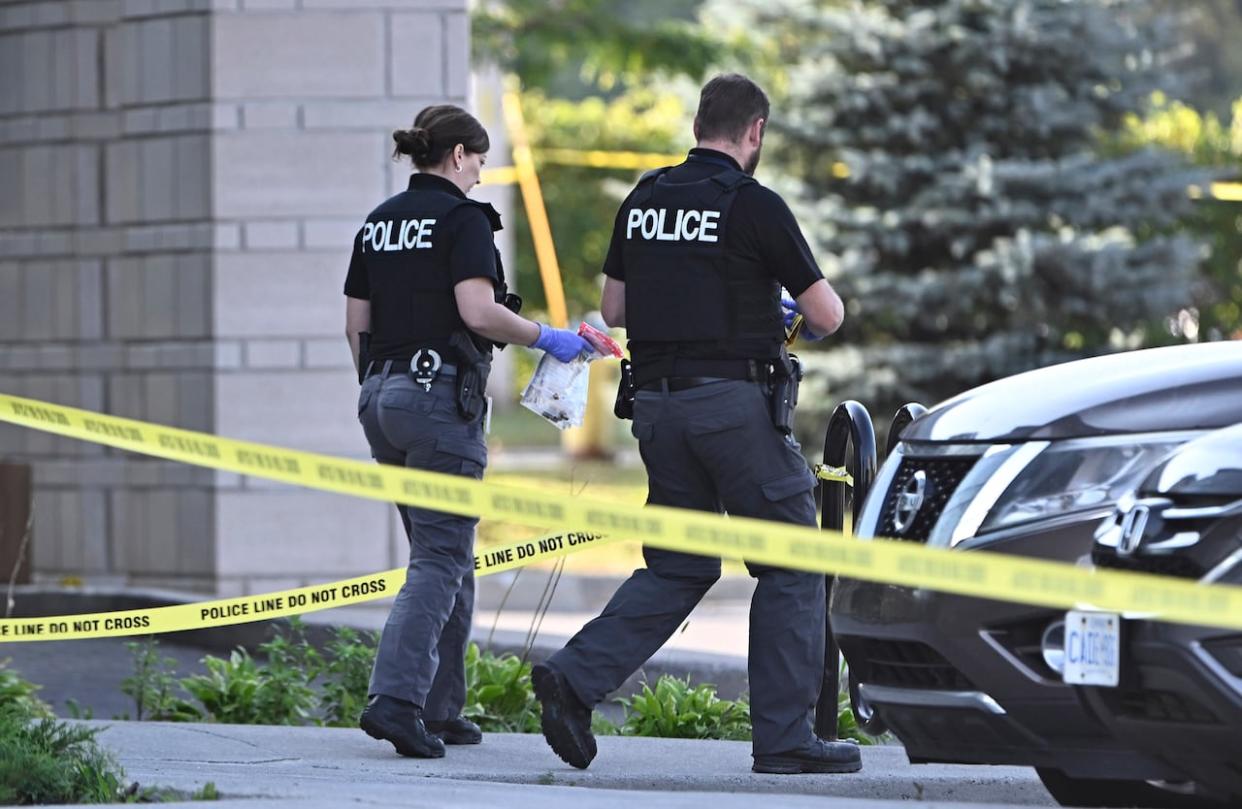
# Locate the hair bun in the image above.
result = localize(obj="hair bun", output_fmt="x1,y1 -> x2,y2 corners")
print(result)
393,126 -> 432,160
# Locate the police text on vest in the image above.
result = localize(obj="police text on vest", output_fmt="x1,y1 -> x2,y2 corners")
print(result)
362,219 -> 436,252
626,208 -> 720,243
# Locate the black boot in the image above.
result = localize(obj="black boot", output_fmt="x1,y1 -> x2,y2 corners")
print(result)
359,695 -> 446,759
752,738 -> 863,774
531,663 -> 596,769
425,716 -> 483,745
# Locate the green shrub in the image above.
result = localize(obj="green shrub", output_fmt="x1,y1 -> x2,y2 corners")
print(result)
180,646 -> 316,726
462,643 -> 541,733
0,659 -> 51,719
318,626 -> 378,728
121,640 -> 202,722
617,675 -> 751,741
127,621 -> 325,726
0,704 -> 126,804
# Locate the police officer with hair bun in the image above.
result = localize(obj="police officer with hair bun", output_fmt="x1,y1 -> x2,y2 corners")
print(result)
533,74 -> 861,775
344,104 -> 590,759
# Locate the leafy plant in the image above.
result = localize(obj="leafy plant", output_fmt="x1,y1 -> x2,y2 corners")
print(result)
318,626 -> 378,728
121,639 -> 202,722
0,658 -> 51,718
180,646 -> 316,727
591,712 -> 620,737
64,698 -> 94,720
462,643 -> 541,733
617,675 -> 751,741
0,703 -> 126,804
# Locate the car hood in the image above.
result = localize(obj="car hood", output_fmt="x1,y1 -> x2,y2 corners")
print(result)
1142,422 -> 1242,498
903,343 -> 1242,443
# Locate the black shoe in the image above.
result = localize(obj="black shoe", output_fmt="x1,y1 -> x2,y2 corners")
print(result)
359,695 -> 446,759
531,663 -> 597,769
752,738 -> 863,774
425,715 -> 483,745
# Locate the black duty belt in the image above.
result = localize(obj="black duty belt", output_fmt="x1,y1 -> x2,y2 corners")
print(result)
639,377 -> 736,392
633,358 -> 772,389
365,358 -> 458,379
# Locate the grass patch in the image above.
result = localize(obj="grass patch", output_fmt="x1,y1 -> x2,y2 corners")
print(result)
0,660 -> 219,804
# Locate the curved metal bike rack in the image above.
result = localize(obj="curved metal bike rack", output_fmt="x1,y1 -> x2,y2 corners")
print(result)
814,401 -> 927,740
885,402 -> 928,457
814,400 -> 877,740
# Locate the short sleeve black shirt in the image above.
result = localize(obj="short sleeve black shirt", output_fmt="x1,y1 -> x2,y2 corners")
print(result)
344,173 -> 500,361
602,148 -> 823,297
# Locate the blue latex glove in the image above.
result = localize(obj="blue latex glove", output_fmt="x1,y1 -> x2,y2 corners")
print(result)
532,323 -> 592,362
780,293 -> 824,341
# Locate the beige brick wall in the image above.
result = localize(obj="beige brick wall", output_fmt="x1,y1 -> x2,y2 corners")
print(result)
0,0 -> 474,593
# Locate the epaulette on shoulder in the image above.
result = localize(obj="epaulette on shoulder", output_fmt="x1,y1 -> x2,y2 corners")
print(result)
710,168 -> 758,192
458,198 -> 503,232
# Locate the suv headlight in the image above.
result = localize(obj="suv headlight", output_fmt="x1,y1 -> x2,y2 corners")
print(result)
975,435 -> 1188,536
924,433 -> 1196,547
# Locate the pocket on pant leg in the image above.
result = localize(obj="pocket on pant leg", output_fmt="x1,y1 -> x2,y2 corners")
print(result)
760,468 -> 817,503
686,407 -> 747,437
435,435 -> 488,479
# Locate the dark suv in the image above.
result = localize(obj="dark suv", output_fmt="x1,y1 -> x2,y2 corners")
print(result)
1081,422 -> 1242,804
829,343 -> 1242,806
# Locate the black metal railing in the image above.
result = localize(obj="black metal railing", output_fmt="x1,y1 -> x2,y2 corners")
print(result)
814,401 -> 876,740
815,402 -> 925,740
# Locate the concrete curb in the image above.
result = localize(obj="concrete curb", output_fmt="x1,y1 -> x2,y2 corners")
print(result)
80,721 -> 1055,807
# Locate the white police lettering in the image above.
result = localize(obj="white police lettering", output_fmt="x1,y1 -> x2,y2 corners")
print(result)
361,219 -> 436,252
626,209 -> 720,243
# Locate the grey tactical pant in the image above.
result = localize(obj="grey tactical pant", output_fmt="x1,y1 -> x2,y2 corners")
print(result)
547,380 -> 825,756
357,363 -> 486,720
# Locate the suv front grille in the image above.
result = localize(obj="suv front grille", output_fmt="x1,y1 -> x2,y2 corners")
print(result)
878,455 -> 980,542
849,638 -> 975,690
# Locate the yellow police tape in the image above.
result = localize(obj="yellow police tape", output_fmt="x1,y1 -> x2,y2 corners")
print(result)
0,528 -> 615,642
2,391 -> 1241,638
815,465 -> 854,486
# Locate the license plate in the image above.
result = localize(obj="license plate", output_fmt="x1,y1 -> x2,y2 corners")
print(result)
1062,611 -> 1120,687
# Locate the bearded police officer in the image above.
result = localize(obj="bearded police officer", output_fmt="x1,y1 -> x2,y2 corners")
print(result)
345,105 -> 590,759
532,75 -> 858,775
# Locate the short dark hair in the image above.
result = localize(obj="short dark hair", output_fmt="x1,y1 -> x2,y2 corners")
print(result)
694,74 -> 770,143
392,104 -> 490,168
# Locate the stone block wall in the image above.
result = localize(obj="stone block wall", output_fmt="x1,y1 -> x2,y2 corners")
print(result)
0,0 -> 477,594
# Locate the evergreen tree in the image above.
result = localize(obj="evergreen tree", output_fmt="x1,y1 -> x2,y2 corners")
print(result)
744,0 -> 1209,423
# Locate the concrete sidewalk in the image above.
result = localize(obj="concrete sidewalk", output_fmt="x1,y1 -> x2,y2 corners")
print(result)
61,720 -> 1056,809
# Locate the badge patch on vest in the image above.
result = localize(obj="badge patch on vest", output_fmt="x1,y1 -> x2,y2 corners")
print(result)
362,218 -> 436,252
626,208 -> 720,243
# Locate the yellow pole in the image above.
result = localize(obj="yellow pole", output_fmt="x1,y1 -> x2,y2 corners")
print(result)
502,84 -> 569,329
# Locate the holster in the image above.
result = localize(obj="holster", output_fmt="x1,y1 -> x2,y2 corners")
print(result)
449,331 -> 492,423
356,332 -> 371,385
768,351 -> 803,435
614,358 -> 636,420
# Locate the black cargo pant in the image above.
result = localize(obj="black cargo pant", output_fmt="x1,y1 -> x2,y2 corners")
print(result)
357,362 -> 487,721
547,379 -> 825,756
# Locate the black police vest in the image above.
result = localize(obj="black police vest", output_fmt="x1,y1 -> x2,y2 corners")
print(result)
619,167 -> 783,358
360,187 -> 508,359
